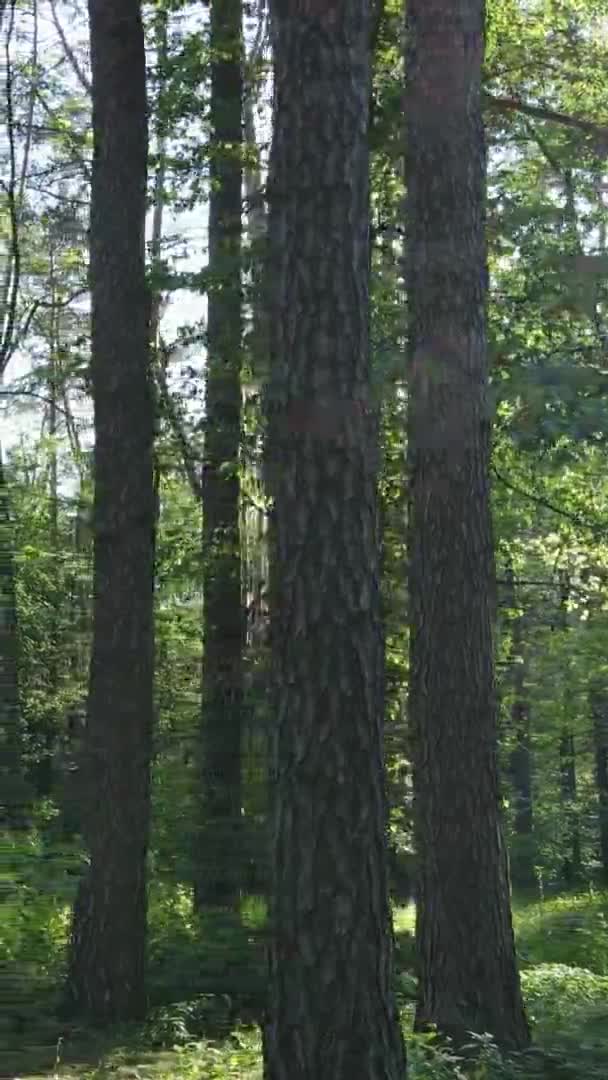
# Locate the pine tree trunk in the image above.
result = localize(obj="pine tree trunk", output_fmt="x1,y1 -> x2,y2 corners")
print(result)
405,0 -> 529,1049
262,4 -> 407,1077
64,0 -> 154,1024
195,0 -> 244,914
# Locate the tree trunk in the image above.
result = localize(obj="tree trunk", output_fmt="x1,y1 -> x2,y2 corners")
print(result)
0,449 -> 29,826
64,0 -> 154,1024
0,5 -> 30,828
504,562 -> 535,890
405,0 -> 529,1050
58,484 -> 91,841
195,0 -> 244,914
242,23 -> 271,905
557,570 -> 581,886
559,730 -> 581,885
262,4 -> 407,1078
510,691 -> 535,885
33,250 -> 60,799
590,681 -> 608,882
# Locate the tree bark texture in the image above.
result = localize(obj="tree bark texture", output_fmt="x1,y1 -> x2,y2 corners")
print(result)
196,0 -> 245,912
405,0 -> 529,1049
263,3 -> 407,1078
65,0 -> 154,1024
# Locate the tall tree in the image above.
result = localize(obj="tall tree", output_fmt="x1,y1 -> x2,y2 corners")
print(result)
64,0 -> 155,1023
195,0 -> 244,912
263,2 -> 407,1077
405,0 -> 529,1048
0,0 -> 37,826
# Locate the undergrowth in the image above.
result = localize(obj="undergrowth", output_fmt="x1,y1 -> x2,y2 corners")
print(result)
3,830 -> 608,1078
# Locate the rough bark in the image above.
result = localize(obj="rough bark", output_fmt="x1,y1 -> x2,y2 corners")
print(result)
64,0 -> 154,1024
405,0 -> 529,1049
195,0 -> 244,913
262,3 -> 407,1078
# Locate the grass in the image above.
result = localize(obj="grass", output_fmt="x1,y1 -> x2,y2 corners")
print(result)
3,866 -> 608,1078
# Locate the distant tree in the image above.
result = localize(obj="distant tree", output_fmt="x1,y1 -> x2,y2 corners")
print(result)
0,448 -> 26,825
590,673 -> 608,882
504,560 -> 535,890
195,0 -> 245,914
64,0 -> 155,1023
0,0 -> 36,826
405,0 -> 530,1049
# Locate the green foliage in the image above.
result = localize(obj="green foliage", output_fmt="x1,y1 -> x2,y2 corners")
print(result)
5,877 -> 608,1077
521,966 -> 608,1077
5,0 -> 608,1074
148,884 -> 266,1006
0,827 -> 77,978
515,891 -> 608,973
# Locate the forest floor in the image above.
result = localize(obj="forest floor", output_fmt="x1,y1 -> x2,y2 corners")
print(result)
3,888 -> 608,1079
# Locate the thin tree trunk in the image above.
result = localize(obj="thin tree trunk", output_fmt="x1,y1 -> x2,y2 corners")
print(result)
33,248 -> 60,799
405,0 -> 529,1049
590,680 -> 608,882
557,570 -> 581,885
59,482 -> 91,840
0,0 -> 33,827
64,0 -> 154,1024
559,732 -> 581,883
510,681 -> 534,879
242,17 -> 271,904
195,0 -> 244,913
504,562 -> 535,890
0,448 -> 28,826
262,3 -> 407,1077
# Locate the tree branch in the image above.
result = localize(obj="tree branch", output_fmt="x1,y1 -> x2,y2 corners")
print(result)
492,465 -> 608,536
0,0 -> 20,375
0,387 -> 74,419
485,92 -> 608,155
49,0 -> 92,96
155,346 -> 203,502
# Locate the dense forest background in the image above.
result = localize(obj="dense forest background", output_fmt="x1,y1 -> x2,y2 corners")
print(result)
1,0 -> 608,1077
